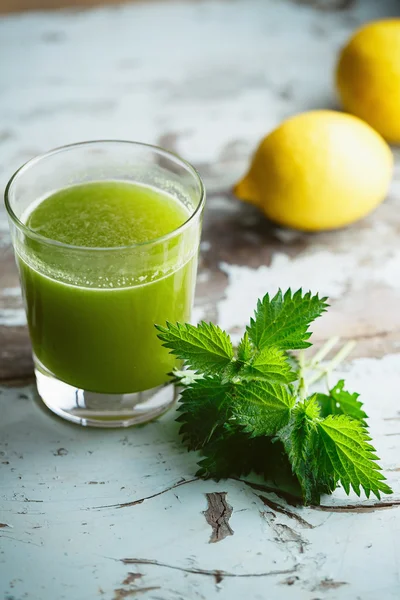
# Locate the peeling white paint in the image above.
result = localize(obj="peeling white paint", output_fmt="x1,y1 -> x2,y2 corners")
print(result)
200,241 -> 211,252
1,1 -> 400,599
0,352 -> 399,600
218,248 -> 400,333
0,228 -> 10,247
273,228 -> 305,244
217,251 -> 357,332
208,195 -> 241,212
197,270 -> 211,283
0,219 -> 10,232
372,250 -> 400,290
1,287 -> 21,297
0,308 -> 26,326
191,305 -> 206,324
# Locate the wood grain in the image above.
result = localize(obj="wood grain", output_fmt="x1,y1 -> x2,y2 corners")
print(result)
1,2 -> 400,597
1,365 -> 399,598
1,0 -> 399,382
0,0 -> 162,14
0,0 -> 360,14
203,492 -> 234,543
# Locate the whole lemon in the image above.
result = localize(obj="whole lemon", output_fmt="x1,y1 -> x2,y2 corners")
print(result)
234,110 -> 393,231
336,19 -> 400,143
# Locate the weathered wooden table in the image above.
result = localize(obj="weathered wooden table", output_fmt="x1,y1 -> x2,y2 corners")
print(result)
1,1 -> 400,599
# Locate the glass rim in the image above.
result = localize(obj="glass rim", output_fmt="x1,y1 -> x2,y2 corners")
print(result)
4,139 -> 206,252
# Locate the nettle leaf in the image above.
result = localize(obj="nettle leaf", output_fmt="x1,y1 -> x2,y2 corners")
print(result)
237,332 -> 254,363
239,346 -> 297,383
247,288 -> 328,351
317,415 -> 392,499
232,380 -> 295,437
177,377 -> 232,450
280,396 -> 321,465
317,380 -> 367,424
156,321 -> 234,375
278,397 -> 336,505
196,425 -> 256,479
285,352 -> 301,375
157,288 -> 392,506
197,426 -> 300,497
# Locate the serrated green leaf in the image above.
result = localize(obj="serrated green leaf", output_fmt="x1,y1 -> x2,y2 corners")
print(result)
237,332 -> 254,363
220,360 -> 241,385
285,352 -> 301,375
317,415 -> 392,499
196,425 -> 255,479
247,288 -> 328,351
156,321 -> 234,375
177,377 -> 232,450
315,394 -> 335,419
317,380 -> 367,424
278,397 -> 337,504
157,288 -> 392,507
232,380 -> 295,437
239,346 -> 297,383
197,425 -> 300,497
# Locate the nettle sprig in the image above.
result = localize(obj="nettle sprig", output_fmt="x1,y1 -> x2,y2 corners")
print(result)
156,289 -> 392,505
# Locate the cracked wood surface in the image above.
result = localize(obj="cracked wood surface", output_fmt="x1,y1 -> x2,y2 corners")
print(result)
1,366 -> 400,599
1,1 -> 400,599
203,492 -> 234,543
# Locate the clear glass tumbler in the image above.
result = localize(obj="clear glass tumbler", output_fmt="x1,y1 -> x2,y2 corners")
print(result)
5,141 -> 205,427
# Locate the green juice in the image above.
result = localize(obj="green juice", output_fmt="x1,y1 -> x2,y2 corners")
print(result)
18,181 -> 197,394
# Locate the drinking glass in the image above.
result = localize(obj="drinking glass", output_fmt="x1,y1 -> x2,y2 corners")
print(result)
5,141 -> 205,427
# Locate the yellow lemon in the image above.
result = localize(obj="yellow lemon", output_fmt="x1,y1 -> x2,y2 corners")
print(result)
336,19 -> 400,143
234,110 -> 393,231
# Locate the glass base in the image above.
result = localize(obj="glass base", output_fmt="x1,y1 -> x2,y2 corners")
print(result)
34,361 -> 177,428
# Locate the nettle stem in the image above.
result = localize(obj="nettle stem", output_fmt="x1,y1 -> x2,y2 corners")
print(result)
298,350 -> 307,400
309,336 -> 339,367
298,338 -> 356,397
